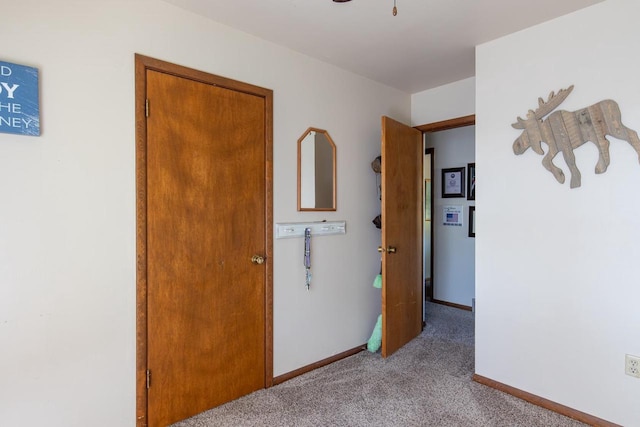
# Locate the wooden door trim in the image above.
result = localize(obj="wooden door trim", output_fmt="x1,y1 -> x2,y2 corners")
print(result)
414,114 -> 475,133
135,54 -> 274,426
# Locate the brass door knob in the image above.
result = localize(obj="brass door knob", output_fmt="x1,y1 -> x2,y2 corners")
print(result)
251,255 -> 266,265
377,246 -> 397,254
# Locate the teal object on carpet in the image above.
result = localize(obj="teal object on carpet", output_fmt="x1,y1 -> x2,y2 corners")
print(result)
372,274 -> 382,289
367,314 -> 382,353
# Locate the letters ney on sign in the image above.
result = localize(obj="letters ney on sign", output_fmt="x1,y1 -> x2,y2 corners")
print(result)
511,85 -> 640,188
0,60 -> 40,136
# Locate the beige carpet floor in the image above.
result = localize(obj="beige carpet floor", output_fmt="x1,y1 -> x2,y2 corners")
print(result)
172,302 -> 586,427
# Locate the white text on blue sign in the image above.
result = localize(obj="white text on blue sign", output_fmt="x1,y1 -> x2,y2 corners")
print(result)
0,61 -> 40,136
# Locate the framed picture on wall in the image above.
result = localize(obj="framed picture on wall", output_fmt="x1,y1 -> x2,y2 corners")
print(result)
441,167 -> 465,198
468,206 -> 475,238
467,163 -> 475,200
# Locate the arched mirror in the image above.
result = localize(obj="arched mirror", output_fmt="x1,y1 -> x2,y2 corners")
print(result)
297,127 -> 336,211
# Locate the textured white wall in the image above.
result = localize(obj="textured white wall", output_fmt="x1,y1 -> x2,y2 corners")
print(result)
0,1 -> 410,425
426,126 -> 476,307
476,0 -> 640,425
411,77 -> 475,126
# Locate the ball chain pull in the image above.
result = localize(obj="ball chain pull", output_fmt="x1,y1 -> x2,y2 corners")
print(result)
392,0 -> 397,16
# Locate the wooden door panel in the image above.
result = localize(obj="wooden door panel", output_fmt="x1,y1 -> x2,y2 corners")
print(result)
381,116 -> 423,357
146,70 -> 266,426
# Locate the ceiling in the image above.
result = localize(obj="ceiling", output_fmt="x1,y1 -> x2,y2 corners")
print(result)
162,0 -> 603,93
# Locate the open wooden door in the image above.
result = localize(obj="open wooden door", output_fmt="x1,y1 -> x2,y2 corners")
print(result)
381,116 -> 423,358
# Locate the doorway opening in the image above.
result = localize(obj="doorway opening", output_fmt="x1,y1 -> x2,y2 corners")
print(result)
415,115 -> 475,318
423,147 -> 434,323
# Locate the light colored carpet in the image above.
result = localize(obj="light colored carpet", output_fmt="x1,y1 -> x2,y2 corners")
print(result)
172,302 -> 586,427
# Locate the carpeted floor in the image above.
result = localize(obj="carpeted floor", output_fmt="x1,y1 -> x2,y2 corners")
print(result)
172,302 -> 586,427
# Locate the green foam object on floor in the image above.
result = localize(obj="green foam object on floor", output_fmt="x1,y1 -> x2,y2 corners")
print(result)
367,314 -> 382,353
372,274 -> 382,289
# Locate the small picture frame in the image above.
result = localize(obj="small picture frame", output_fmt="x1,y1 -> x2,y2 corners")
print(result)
468,206 -> 475,238
467,163 -> 475,201
441,167 -> 465,198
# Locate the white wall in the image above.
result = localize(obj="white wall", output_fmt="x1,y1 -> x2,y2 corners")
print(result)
411,77 -> 475,126
0,1 -> 410,425
426,127 -> 475,307
476,0 -> 640,425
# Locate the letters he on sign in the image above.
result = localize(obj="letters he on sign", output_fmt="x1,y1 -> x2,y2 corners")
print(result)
0,60 -> 40,136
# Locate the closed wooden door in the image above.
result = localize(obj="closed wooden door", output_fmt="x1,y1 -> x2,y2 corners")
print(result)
381,116 -> 423,357
136,56 -> 273,427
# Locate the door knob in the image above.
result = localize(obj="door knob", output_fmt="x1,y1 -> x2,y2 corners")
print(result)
378,246 -> 397,254
251,255 -> 266,265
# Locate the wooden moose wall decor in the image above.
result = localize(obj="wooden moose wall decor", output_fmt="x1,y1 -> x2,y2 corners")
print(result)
512,85 -> 640,188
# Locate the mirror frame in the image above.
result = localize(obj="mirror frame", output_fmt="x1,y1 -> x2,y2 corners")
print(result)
297,127 -> 337,211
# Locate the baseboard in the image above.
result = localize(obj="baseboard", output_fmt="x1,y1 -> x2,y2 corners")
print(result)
472,374 -> 621,427
432,299 -> 472,312
273,344 -> 366,385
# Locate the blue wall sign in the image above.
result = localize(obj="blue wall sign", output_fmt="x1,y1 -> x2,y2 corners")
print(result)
0,60 -> 40,136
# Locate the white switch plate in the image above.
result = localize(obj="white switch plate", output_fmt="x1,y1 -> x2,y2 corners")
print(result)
275,221 -> 346,239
